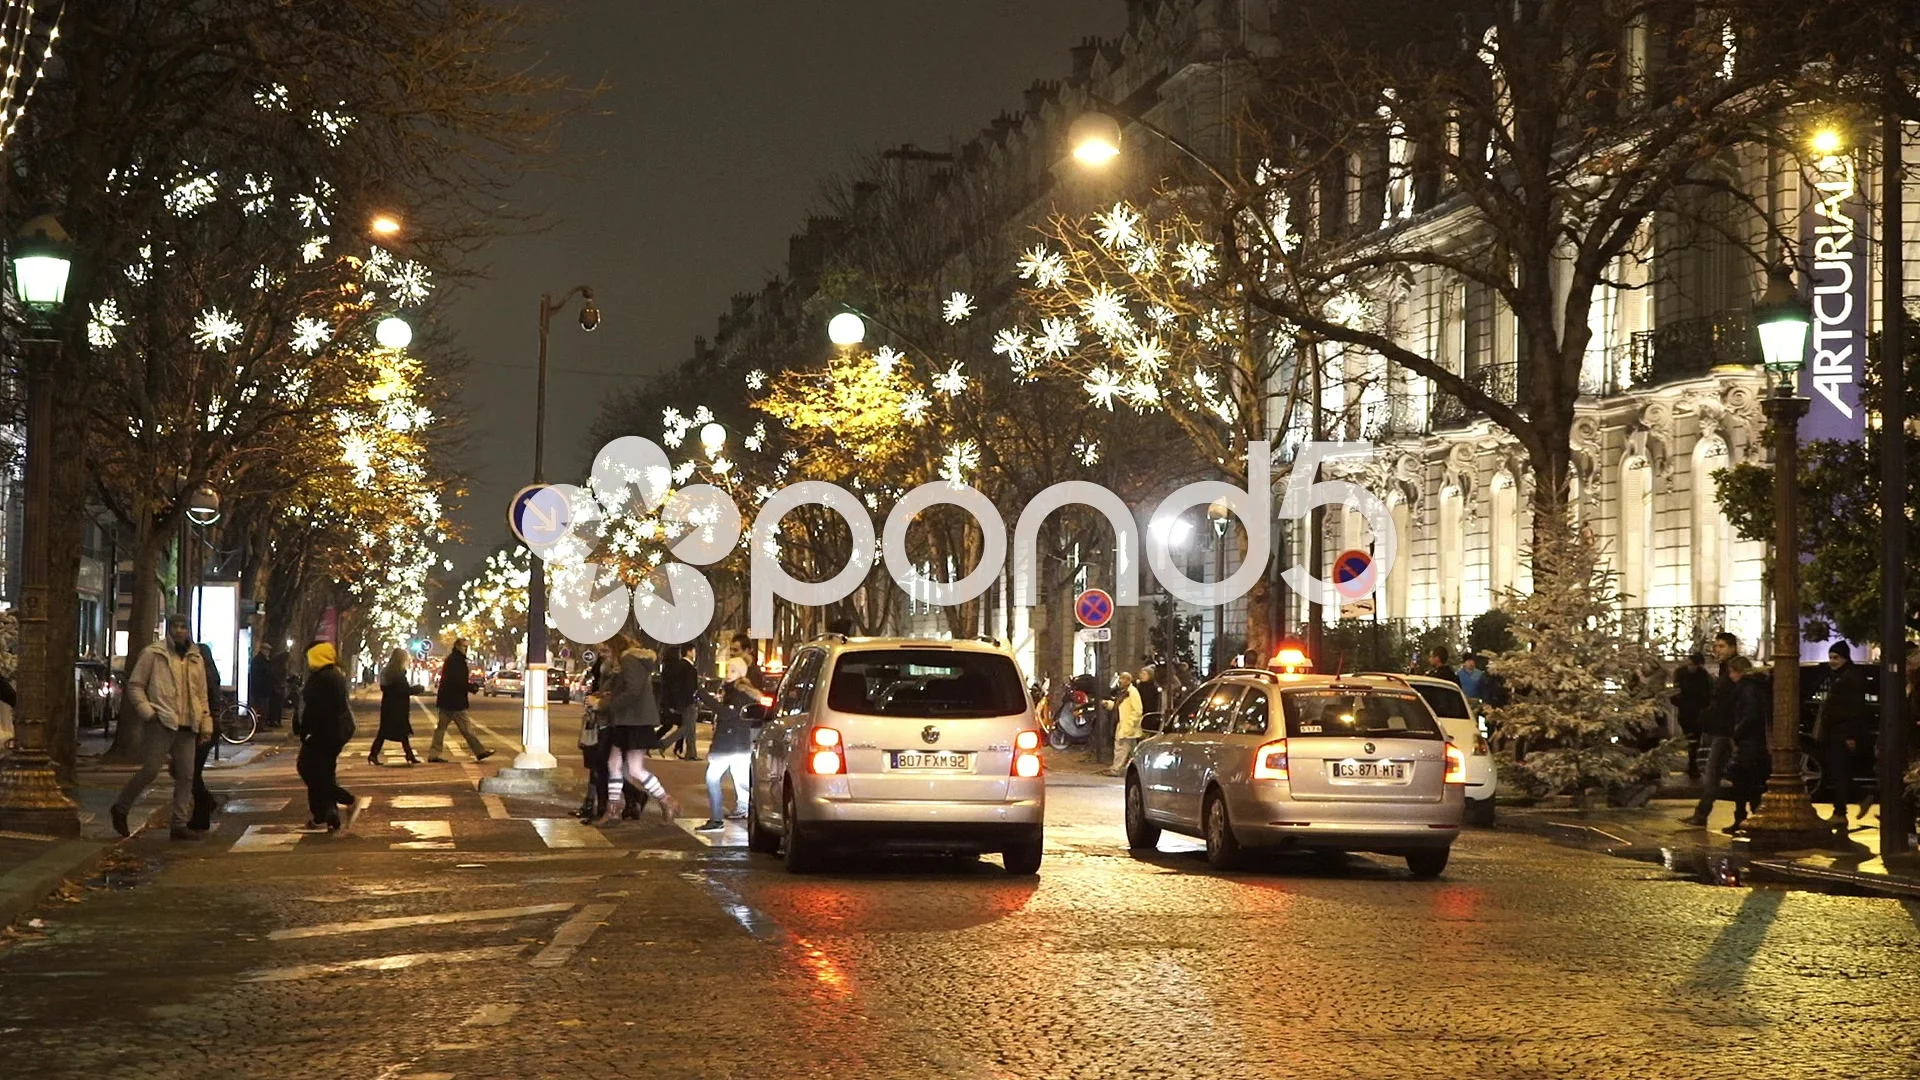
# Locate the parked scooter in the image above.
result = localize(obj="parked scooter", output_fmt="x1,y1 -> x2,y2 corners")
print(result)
1042,673 -> 1104,750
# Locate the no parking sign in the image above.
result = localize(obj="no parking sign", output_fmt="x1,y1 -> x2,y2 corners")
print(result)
1074,588 -> 1114,629
1331,549 -> 1375,599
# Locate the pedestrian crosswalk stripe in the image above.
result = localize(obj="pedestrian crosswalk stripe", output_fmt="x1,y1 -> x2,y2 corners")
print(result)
528,817 -> 613,849
528,903 -> 616,967
390,794 -> 454,809
267,902 -> 573,941
390,819 -> 454,850
222,798 -> 291,814
231,825 -> 310,852
240,944 -> 526,983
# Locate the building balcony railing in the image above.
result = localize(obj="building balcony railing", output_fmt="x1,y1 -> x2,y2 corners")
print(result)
1359,391 -> 1429,440
1629,311 -> 1760,388
1579,342 -> 1633,397
1620,604 -> 1767,655
1431,363 -> 1519,429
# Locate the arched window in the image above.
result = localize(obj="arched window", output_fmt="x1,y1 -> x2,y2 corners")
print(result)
1388,494 -> 1412,619
1488,471 -> 1519,599
1692,438 -> 1731,607
1438,484 -> 1464,616
1618,456 -> 1652,605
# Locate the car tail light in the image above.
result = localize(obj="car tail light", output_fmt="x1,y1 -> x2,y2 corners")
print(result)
808,727 -> 845,775
1444,742 -> 1467,784
1253,739 -> 1289,780
1012,729 -> 1044,777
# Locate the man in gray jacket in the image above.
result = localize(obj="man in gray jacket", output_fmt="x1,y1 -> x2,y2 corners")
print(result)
111,615 -> 215,840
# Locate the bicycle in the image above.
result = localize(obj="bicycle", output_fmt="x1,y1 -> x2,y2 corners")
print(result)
217,700 -> 259,745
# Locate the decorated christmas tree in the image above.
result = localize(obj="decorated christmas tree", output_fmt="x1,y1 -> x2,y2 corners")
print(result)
1489,514 -> 1681,801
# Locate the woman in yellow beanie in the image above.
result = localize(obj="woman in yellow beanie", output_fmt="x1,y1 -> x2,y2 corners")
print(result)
297,642 -> 360,832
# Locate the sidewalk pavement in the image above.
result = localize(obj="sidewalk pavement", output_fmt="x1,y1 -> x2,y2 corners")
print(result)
0,727 -> 291,930
1498,796 -> 1920,899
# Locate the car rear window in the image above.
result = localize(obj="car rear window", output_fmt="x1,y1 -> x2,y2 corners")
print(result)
1280,688 -> 1442,739
1412,684 -> 1471,720
826,649 -> 1028,718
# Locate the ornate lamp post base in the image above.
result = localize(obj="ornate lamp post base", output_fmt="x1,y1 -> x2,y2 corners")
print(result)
0,750 -> 81,837
1741,384 -> 1830,852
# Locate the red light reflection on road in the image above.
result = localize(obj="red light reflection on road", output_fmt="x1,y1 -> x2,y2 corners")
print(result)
788,934 -> 852,1000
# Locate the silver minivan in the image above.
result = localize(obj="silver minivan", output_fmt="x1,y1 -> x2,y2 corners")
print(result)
746,636 -> 1046,875
1123,671 -> 1466,877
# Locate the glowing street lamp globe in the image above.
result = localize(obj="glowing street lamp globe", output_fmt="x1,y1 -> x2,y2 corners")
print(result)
827,311 -> 866,347
11,215 -> 72,314
699,422 -> 727,453
1069,111 -> 1123,166
375,316 -> 413,350
1753,265 -> 1811,377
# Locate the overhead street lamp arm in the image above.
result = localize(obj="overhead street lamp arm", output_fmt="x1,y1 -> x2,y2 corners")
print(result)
1081,93 -> 1240,194
836,304 -> 943,363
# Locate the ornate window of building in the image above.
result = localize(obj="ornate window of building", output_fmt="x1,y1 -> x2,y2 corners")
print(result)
1388,493 -> 1412,619
1488,471 -> 1519,599
1619,456 -> 1652,605
1438,484 -> 1464,616
1691,437 -> 1732,607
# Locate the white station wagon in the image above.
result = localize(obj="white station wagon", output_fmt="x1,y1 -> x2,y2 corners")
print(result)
746,636 -> 1045,875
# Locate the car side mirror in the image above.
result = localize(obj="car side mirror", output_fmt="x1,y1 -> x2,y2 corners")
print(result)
1140,712 -> 1163,734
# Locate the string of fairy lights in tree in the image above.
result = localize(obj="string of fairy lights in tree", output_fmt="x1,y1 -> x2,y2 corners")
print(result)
0,0 -> 62,148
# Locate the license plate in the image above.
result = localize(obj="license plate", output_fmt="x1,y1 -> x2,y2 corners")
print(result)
890,751 -> 973,771
1331,760 -> 1407,781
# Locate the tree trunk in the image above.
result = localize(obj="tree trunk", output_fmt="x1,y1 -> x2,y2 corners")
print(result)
105,514 -> 166,762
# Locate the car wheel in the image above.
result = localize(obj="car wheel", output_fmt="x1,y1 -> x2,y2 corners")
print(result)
1123,774 -> 1161,852
781,782 -> 821,874
1203,789 -> 1244,871
745,782 -> 780,855
1002,833 -> 1043,876
1405,848 -> 1450,879
1464,797 -> 1497,827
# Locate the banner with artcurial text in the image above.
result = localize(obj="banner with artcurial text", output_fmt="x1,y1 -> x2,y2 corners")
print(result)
1799,154 -> 1870,444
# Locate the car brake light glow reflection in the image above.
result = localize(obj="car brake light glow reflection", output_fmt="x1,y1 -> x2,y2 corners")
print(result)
1444,742 -> 1467,784
1253,739 -> 1289,780
1012,729 -> 1043,777
808,727 -> 846,775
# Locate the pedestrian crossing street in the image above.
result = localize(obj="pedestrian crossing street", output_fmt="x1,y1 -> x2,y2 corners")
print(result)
213,791 -> 635,854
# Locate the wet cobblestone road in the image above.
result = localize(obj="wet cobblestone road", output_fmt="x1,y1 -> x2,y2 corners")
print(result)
3,713 -> 1917,1080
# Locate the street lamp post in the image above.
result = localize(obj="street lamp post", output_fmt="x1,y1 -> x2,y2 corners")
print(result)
1742,266 -> 1831,848
1209,498 -> 1233,672
520,287 -> 598,773
0,215 -> 80,836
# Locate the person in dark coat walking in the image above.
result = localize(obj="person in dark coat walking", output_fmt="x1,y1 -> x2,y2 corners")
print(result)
1672,653 -> 1713,780
696,657 -> 759,830
1817,643 -> 1870,830
429,637 -> 492,763
369,648 -> 422,766
188,643 -> 223,832
594,641 -> 681,824
297,643 -> 360,832
1723,655 -> 1771,835
247,643 -> 281,730
1683,633 -> 1742,826
659,642 -> 700,760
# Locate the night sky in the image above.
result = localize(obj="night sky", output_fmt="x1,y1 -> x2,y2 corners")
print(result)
442,1 -> 1124,571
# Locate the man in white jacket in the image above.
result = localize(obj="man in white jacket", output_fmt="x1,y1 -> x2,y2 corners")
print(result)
111,615 -> 215,840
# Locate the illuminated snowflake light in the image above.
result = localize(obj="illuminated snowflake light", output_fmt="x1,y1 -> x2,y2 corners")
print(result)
254,84 -> 291,111
310,108 -> 357,146
1325,291 -> 1370,329
932,361 -> 969,397
1125,335 -> 1169,372
1123,243 -> 1160,276
290,316 -> 332,354
1016,245 -> 1069,288
292,193 -> 329,229
745,369 -> 766,390
692,405 -> 715,425
1085,367 -> 1123,410
939,441 -> 980,485
165,172 -> 219,217
743,434 -> 763,452
386,261 -> 432,306
1037,317 -> 1080,358
1079,284 -> 1130,336
1146,304 -> 1176,326
662,427 -> 685,449
302,236 -> 329,264
88,300 -> 125,350
672,461 -> 697,485
1094,203 -> 1143,249
1075,440 -> 1102,466
942,291 -> 975,324
901,390 -> 932,424
1174,241 -> 1216,286
991,328 -> 1029,363
363,247 -> 395,280
872,346 -> 904,377
193,308 -> 244,352
1124,379 -> 1161,408
662,407 -> 685,429
1193,368 -> 1217,392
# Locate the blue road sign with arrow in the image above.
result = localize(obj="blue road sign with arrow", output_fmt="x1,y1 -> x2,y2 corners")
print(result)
509,484 -> 571,547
